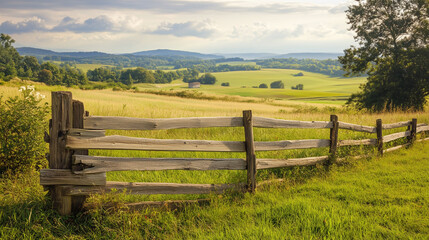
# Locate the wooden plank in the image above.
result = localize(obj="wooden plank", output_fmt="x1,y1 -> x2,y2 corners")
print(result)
382,121 -> 411,129
376,119 -> 383,156
254,139 -> 330,151
253,117 -> 332,129
257,156 -> 328,169
417,125 -> 429,133
40,169 -> 106,186
72,155 -> 246,174
64,181 -> 246,196
383,131 -> 411,143
328,115 -> 339,165
243,110 -> 256,193
338,138 -> 377,146
68,128 -> 105,138
338,122 -> 376,133
84,116 -> 243,130
383,143 -> 410,153
67,135 -> 245,152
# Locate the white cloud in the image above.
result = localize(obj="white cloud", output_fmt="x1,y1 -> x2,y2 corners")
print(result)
152,20 -> 217,38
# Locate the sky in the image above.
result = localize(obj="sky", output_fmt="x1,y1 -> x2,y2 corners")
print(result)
0,0 -> 355,54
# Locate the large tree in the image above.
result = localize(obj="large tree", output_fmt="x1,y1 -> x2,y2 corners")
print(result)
339,0 -> 429,111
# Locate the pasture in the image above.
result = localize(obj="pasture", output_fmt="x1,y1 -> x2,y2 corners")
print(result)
1,81 -> 428,239
134,69 -> 367,104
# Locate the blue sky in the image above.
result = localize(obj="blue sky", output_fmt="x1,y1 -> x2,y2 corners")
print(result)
0,0 -> 354,54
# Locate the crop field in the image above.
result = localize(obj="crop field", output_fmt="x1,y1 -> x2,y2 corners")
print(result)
1,81 -> 428,239
135,69 -> 367,104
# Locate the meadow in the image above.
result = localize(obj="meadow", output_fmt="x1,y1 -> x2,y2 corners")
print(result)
0,80 -> 428,239
135,69 -> 367,104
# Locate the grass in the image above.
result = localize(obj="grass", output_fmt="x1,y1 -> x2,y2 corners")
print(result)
134,69 -> 366,104
1,142 -> 428,239
1,81 -> 429,238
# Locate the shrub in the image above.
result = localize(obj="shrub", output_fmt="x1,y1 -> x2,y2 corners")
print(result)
270,80 -> 284,89
259,83 -> 268,88
0,86 -> 49,174
294,72 -> 304,76
221,82 -> 230,87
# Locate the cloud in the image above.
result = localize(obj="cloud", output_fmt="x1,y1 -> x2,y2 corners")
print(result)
51,16 -> 115,33
0,0 -> 330,14
152,20 -> 216,38
329,3 -> 349,14
0,17 -> 47,33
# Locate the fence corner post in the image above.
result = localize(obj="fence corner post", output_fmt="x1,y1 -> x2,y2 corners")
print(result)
49,91 -> 73,215
328,115 -> 339,165
243,110 -> 256,193
376,119 -> 383,156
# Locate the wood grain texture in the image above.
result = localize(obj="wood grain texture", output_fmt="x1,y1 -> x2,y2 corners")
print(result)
67,135 -> 245,152
338,122 -> 376,133
84,116 -> 244,130
382,121 -> 411,129
64,181 -> 246,196
257,156 -> 328,169
40,169 -> 106,186
243,110 -> 256,193
68,128 -> 105,138
253,117 -> 332,129
72,155 -> 246,174
376,119 -> 383,156
383,131 -> 411,143
254,139 -> 330,151
383,143 -> 410,153
417,125 -> 429,133
338,138 -> 377,146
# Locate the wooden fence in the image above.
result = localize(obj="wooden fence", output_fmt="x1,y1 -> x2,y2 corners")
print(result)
40,91 -> 429,215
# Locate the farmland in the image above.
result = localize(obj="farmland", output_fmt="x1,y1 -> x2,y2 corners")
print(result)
0,80 -> 428,239
134,69 -> 367,104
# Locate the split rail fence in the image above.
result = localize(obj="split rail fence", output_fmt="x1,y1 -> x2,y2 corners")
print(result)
40,91 -> 429,215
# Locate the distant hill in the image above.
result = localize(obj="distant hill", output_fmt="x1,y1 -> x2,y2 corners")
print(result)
17,47 -> 111,58
276,52 -> 342,60
132,49 -> 222,60
218,53 -> 280,60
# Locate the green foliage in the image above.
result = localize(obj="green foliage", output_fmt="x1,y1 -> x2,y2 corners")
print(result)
259,83 -> 268,88
257,58 -> 344,77
221,82 -> 230,87
291,84 -> 304,90
0,86 -> 48,174
270,80 -> 284,89
294,72 -> 304,77
198,73 -> 217,84
340,0 -> 429,111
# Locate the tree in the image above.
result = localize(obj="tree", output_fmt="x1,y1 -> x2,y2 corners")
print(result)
339,0 -> 429,111
270,80 -> 284,89
199,73 -> 216,84
259,83 -> 268,88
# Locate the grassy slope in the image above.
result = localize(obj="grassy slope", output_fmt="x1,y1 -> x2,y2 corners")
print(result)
135,69 -> 367,104
1,142 -> 428,239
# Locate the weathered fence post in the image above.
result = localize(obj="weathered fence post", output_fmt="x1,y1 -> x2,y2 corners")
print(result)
243,110 -> 256,193
49,91 -> 73,215
409,118 -> 417,144
328,115 -> 339,165
376,119 -> 383,156
71,100 -> 88,212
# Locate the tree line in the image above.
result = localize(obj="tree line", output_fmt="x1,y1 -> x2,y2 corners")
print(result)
256,58 -> 345,77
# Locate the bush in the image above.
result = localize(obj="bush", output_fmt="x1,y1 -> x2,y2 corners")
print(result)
259,83 -> 268,88
294,72 -> 304,76
0,86 -> 49,174
270,80 -> 284,89
221,82 -> 230,87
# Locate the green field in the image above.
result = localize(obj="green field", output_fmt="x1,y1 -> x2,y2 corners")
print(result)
135,69 -> 366,104
1,81 -> 428,239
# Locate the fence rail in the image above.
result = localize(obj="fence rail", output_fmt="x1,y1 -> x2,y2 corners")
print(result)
40,91 -> 429,215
